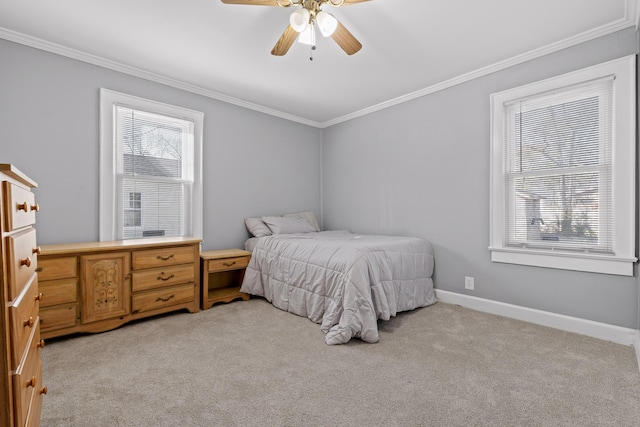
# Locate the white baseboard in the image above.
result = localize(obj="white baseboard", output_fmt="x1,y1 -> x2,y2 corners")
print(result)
434,290 -> 637,348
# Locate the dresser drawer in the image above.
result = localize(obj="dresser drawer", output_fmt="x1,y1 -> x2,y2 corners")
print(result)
39,278 -> 77,307
12,332 -> 41,427
132,264 -> 195,293
25,361 -> 45,427
208,255 -> 250,272
7,227 -> 39,301
3,181 -> 38,232
37,256 -> 77,281
40,304 -> 77,332
132,283 -> 195,314
132,245 -> 195,269
9,276 -> 40,370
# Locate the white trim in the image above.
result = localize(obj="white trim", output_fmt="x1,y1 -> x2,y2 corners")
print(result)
0,1 -> 637,129
435,289 -> 637,347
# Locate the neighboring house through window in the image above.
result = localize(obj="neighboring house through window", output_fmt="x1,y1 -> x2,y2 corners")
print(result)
489,55 -> 636,276
100,89 -> 203,240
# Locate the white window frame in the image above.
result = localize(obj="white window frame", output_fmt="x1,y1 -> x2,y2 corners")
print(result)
489,55 -> 636,276
99,88 -> 203,241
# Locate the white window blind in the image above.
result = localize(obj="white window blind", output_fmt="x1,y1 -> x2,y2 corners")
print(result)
489,55 -> 636,276
503,77 -> 613,253
100,89 -> 203,241
116,107 -> 195,239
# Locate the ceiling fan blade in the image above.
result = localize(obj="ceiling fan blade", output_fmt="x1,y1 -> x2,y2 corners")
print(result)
331,21 -> 362,55
271,25 -> 298,56
221,0 -> 279,5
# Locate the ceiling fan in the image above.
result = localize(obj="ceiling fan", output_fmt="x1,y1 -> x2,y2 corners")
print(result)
221,0 -> 370,57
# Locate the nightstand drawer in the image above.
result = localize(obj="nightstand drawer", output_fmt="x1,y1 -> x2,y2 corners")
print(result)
208,256 -> 250,272
132,264 -> 195,293
37,256 -> 77,281
132,245 -> 195,269
132,283 -> 195,314
39,278 -> 77,307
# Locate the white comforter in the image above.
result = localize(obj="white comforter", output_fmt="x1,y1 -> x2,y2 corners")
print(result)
240,230 -> 436,345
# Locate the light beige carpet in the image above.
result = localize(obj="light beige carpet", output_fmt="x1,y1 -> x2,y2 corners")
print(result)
41,299 -> 640,426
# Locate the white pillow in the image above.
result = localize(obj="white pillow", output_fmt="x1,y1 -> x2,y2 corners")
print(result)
244,217 -> 273,237
283,210 -> 320,232
262,216 -> 316,234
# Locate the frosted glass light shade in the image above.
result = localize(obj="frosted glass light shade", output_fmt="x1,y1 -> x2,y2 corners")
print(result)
290,8 -> 310,32
316,11 -> 337,37
297,23 -> 316,45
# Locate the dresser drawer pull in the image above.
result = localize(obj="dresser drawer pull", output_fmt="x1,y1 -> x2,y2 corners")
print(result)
26,376 -> 37,388
31,203 -> 40,212
155,294 -> 175,303
223,261 -> 237,267
156,254 -> 175,261
35,293 -> 44,302
38,339 -> 45,349
20,257 -> 32,267
16,201 -> 28,211
32,246 -> 42,255
40,386 -> 48,395
157,273 -> 175,282
24,317 -> 35,328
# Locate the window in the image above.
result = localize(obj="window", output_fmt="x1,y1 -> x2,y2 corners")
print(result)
489,55 -> 636,276
100,89 -> 203,240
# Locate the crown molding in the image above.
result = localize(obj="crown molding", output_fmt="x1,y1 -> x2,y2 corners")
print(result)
0,0 -> 637,130
321,1 -> 639,128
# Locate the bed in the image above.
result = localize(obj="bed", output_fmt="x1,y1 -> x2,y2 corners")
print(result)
240,213 -> 436,345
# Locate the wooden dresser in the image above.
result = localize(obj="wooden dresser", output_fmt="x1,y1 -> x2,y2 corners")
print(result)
1,164 -> 46,427
37,237 -> 201,339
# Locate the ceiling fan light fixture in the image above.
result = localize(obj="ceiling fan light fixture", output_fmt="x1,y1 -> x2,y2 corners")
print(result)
289,8 -> 310,32
316,11 -> 338,37
297,22 -> 316,46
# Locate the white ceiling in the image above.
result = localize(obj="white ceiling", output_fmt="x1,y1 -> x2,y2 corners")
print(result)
0,0 -> 637,127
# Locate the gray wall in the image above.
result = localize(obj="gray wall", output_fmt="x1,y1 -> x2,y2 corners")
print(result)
322,28 -> 640,329
0,39 -> 322,250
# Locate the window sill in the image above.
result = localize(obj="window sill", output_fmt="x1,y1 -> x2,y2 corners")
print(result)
489,247 -> 636,276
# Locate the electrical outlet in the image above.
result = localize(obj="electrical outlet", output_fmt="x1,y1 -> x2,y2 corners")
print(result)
464,276 -> 475,290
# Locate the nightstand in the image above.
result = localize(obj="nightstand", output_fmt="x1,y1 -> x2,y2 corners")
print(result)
200,249 -> 251,310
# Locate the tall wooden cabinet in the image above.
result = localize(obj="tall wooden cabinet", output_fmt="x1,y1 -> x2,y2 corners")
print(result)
1,164 -> 46,427
37,237 -> 201,339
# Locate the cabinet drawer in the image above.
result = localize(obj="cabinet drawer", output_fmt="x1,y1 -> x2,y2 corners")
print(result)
40,304 -> 77,332
25,361 -> 45,427
38,256 -> 77,281
9,276 -> 40,370
132,283 -> 195,314
7,227 -> 39,301
3,181 -> 38,231
132,245 -> 195,269
12,334 -> 41,427
208,256 -> 250,272
40,278 -> 77,307
132,264 -> 195,293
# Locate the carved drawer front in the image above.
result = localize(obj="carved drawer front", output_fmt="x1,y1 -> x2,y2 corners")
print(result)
3,181 -> 38,231
9,275 -> 40,370
38,256 -> 77,281
39,278 -> 77,308
12,330 -> 41,427
132,245 -> 195,269
132,283 -> 195,314
132,264 -> 195,293
40,304 -> 77,332
80,252 -> 130,323
7,227 -> 39,300
208,256 -> 250,273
